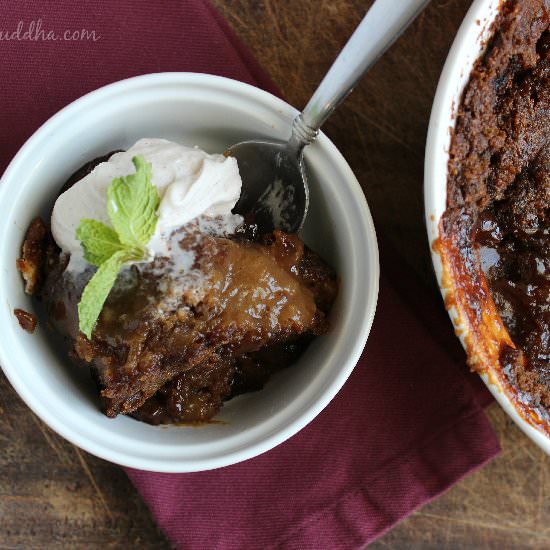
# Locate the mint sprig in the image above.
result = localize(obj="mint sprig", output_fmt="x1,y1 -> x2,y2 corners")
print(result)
76,155 -> 160,339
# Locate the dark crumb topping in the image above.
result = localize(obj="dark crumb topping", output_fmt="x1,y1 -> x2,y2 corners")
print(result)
14,308 -> 38,333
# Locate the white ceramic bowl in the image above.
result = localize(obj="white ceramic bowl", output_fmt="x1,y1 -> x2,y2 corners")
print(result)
425,0 -> 550,453
0,73 -> 379,472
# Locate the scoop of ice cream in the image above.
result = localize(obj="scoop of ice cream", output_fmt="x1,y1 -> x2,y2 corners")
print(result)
51,138 -> 242,270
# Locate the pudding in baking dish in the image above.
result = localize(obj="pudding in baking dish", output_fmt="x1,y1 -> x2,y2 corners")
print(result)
440,0 -> 550,428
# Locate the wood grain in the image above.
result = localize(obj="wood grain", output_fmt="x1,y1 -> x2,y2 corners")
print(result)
0,372 -> 171,549
0,0 -> 547,548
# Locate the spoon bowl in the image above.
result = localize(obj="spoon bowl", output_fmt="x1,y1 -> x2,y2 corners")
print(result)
229,139 -> 308,233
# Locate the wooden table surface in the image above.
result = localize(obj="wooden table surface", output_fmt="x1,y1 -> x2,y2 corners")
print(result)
2,0 -> 549,548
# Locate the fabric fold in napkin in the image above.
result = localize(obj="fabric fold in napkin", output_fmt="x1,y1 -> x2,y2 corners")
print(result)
0,1 -> 500,548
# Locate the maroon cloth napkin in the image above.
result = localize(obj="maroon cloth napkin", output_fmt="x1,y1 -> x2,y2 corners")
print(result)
0,1 -> 500,548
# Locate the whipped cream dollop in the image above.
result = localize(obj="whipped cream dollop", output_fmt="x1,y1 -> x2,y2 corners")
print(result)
51,138 -> 243,271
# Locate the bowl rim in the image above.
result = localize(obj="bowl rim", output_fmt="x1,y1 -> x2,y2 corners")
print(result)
0,72 -> 380,471
424,0 -> 550,453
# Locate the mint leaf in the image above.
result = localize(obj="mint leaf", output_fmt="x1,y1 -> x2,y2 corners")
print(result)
76,219 -> 125,266
107,155 -> 159,249
77,250 -> 137,339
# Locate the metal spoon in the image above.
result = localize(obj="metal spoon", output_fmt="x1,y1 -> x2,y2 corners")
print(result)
228,0 -> 430,233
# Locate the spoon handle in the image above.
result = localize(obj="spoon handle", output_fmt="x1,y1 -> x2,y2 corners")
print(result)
296,0 -> 430,141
